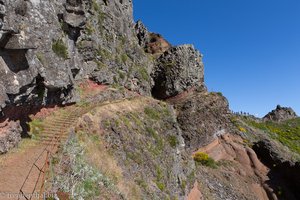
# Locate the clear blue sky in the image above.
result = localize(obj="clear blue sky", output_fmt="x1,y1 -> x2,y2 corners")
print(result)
133,0 -> 300,117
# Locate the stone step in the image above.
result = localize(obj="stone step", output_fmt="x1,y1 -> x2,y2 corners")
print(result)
45,119 -> 77,124
39,135 -> 68,139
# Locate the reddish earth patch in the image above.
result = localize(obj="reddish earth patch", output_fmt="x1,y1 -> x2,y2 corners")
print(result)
1,104 -> 61,123
194,133 -> 275,200
166,87 -> 196,104
79,79 -> 108,95
187,181 -> 203,200
145,33 -> 171,56
30,106 -> 59,120
0,119 -> 9,132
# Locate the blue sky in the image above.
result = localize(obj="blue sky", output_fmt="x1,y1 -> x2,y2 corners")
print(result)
133,0 -> 300,117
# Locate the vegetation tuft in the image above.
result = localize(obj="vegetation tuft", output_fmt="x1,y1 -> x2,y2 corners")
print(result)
168,135 -> 178,148
52,39 -> 68,59
193,152 -> 217,168
144,107 -> 161,120
29,119 -> 44,137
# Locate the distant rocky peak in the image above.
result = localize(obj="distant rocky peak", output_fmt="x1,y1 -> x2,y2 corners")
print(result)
263,105 -> 298,122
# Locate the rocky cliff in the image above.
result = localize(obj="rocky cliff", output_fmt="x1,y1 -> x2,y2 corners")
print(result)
0,1 -> 299,200
0,0 -> 152,112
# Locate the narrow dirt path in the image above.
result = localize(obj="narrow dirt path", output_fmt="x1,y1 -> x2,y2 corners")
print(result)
0,105 -> 90,200
0,94 -> 139,200
0,142 -> 44,200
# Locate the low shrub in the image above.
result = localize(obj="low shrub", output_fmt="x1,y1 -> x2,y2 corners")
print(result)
193,152 -> 217,168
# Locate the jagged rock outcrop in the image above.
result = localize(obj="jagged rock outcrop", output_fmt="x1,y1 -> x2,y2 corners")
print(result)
263,105 -> 298,122
152,45 -> 205,99
135,20 -> 171,56
173,91 -> 233,152
0,120 -> 21,154
135,20 -> 150,48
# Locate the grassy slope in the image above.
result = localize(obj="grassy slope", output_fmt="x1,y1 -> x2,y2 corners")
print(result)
239,116 -> 300,155
51,97 -> 194,200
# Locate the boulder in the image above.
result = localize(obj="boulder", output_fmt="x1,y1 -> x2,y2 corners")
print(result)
174,92 -> 233,151
151,45 -> 204,99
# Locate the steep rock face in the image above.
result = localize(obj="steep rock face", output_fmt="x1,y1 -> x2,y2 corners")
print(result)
152,45 -> 204,99
0,0 -> 153,115
263,105 -> 298,122
0,0 -> 78,110
76,0 -> 154,93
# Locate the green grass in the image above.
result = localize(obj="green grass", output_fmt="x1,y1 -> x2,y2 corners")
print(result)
136,179 -> 148,191
92,0 -> 100,12
167,135 -> 178,148
156,181 -> 165,191
144,107 -> 161,120
52,39 -> 68,59
85,22 -> 95,35
146,127 -> 164,154
54,136 -> 118,199
139,67 -> 150,81
121,54 -> 128,64
129,112 -> 143,127
97,47 -> 112,60
118,70 -> 126,80
243,117 -> 300,154
155,166 -> 165,191
120,115 -> 131,128
29,119 -> 44,136
36,53 -> 45,65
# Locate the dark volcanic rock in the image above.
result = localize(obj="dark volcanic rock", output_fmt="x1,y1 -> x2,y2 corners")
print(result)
151,45 -> 204,99
253,139 -> 300,200
174,91 -> 233,151
263,105 -> 298,122
252,139 -> 293,166
135,20 -> 150,48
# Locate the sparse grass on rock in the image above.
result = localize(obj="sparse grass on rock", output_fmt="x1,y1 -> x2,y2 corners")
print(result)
52,39 -> 68,59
